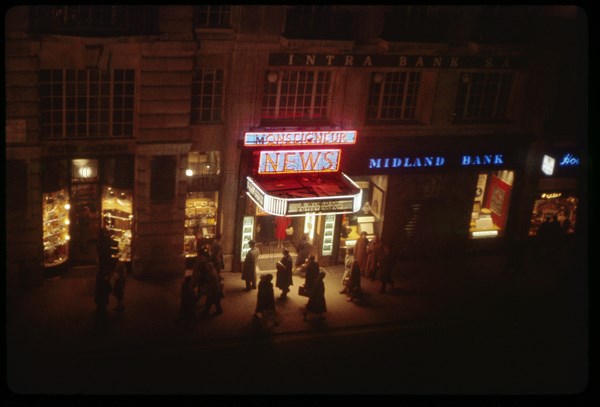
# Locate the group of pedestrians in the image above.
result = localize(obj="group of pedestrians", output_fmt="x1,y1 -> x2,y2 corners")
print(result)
177,234 -> 225,330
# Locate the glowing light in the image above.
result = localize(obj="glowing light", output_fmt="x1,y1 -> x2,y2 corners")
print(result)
79,166 -> 92,178
185,169 -> 194,177
64,204 -> 71,210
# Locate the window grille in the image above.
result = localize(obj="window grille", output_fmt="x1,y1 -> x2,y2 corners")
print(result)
366,71 -> 421,122
39,69 -> 135,139
454,72 -> 513,122
191,69 -> 224,123
262,70 -> 332,121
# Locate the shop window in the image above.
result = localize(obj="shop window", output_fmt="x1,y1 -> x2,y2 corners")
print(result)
194,6 -> 231,28
528,193 -> 578,236
191,69 -> 224,124
39,68 -> 135,139
184,191 -> 219,259
261,70 -> 333,123
150,156 -> 176,202
6,160 -> 28,211
101,186 -> 132,262
453,72 -> 513,123
43,188 -> 71,267
469,170 -> 514,239
366,71 -> 421,123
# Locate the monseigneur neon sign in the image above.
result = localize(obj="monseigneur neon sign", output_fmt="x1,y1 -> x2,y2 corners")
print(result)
258,149 -> 341,174
245,130 -> 356,147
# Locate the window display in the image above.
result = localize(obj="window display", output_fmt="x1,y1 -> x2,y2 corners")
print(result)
184,191 -> 218,258
469,170 -> 514,239
43,188 -> 71,267
101,186 -> 132,261
528,193 -> 578,236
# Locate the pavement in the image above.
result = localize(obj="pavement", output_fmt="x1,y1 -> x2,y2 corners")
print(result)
7,243 -> 581,356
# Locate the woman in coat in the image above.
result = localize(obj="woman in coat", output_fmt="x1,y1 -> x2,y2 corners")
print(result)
202,262 -> 224,316
304,271 -> 327,321
254,273 -> 276,318
275,248 -> 293,298
345,258 -> 362,302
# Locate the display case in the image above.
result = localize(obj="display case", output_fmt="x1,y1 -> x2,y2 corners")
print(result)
322,214 -> 335,256
240,215 -> 255,261
101,186 -> 132,261
43,188 -> 71,267
184,191 -> 218,258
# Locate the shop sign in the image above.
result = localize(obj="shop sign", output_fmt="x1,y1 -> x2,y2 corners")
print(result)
369,156 -> 446,169
259,149 -> 341,174
269,53 -> 526,69
245,130 -> 356,147
287,198 -> 354,215
460,154 -> 504,166
246,178 -> 265,207
559,153 -> 580,167
366,152 -> 508,173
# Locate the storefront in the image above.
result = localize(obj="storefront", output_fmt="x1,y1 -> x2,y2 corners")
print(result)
342,136 -> 528,257
527,147 -> 583,244
41,145 -> 134,275
237,130 -> 363,268
183,151 -> 222,267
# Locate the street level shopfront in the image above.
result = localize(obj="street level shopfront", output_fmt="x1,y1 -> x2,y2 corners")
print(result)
236,130 -> 363,269
341,136 -> 529,258
41,144 -> 134,275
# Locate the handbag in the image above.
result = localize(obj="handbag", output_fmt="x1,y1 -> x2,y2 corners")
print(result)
285,226 -> 294,236
298,285 -> 309,297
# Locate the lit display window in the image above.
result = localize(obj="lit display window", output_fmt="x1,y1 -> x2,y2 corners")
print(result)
469,170 -> 514,239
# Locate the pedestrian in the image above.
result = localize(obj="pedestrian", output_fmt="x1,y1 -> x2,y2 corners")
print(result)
378,244 -> 395,293
304,255 -> 320,294
304,271 -> 327,322
178,275 -> 197,331
365,234 -> 383,281
345,257 -> 362,302
340,247 -> 355,294
97,227 -> 118,274
112,260 -> 126,312
275,248 -> 293,298
274,216 -> 291,248
201,262 -> 224,316
192,249 -> 210,300
210,233 -> 224,276
254,273 -> 276,322
354,231 -> 369,276
242,240 -> 259,291
77,205 -> 91,255
294,233 -> 311,271
94,269 -> 112,318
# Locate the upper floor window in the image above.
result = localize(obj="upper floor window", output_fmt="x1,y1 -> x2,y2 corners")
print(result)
283,5 -> 353,40
29,6 -> 159,36
191,69 -> 224,124
453,72 -> 513,123
39,69 -> 135,139
262,70 -> 333,122
366,71 -> 421,124
194,6 -> 231,28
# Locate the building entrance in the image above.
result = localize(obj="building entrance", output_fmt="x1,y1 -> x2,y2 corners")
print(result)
70,182 -> 101,266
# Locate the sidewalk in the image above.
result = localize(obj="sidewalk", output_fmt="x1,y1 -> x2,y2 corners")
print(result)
7,251 -> 525,359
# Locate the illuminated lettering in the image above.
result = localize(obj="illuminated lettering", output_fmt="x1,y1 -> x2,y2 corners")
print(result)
258,149 -> 341,174
245,131 -> 357,147
326,55 -> 335,65
461,154 -> 504,166
306,54 -> 316,65
559,153 -> 580,166
368,156 -> 446,169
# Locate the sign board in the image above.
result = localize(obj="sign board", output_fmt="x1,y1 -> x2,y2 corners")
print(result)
245,130 -> 356,147
259,149 -> 341,174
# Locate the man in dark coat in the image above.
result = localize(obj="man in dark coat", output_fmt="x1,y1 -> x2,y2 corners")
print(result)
97,228 -> 118,274
294,233 -> 311,270
304,271 -> 327,321
275,249 -> 293,298
304,255 -> 320,293
202,262 -> 223,316
242,240 -> 259,291
254,273 -> 276,318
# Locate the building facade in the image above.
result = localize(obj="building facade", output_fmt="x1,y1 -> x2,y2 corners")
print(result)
5,6 -> 587,280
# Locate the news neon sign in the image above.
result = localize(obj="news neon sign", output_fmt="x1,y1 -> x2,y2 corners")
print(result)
245,130 -> 356,147
259,149 -> 341,174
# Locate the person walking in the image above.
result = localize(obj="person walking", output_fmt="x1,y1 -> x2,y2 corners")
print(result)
97,227 -> 118,274
94,269 -> 112,320
178,275 -> 197,331
304,271 -> 327,322
378,244 -> 396,294
242,240 -> 259,291
112,260 -> 126,312
340,247 -> 355,294
294,233 -> 311,271
254,273 -> 276,322
210,233 -> 224,276
345,257 -> 362,302
365,234 -> 383,281
354,231 -> 369,276
304,255 -> 320,294
201,262 -> 224,316
275,248 -> 293,298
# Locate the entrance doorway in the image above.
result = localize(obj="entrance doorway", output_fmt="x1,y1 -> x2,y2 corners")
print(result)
70,182 -> 101,265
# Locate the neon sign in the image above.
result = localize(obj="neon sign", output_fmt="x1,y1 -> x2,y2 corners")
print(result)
245,130 -> 357,147
258,149 -> 341,174
461,154 -> 504,166
559,153 -> 580,167
369,156 -> 446,169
